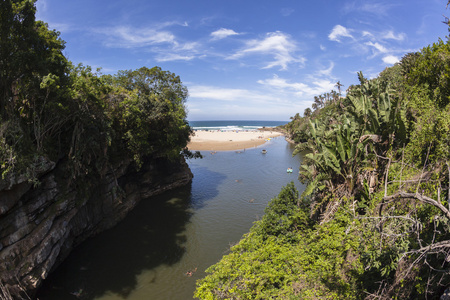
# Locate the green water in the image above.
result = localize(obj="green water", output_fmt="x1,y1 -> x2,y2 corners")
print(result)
37,137 -> 305,299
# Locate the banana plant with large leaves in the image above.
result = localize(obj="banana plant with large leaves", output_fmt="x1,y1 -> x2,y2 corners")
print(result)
297,73 -> 407,199
333,116 -> 363,193
347,75 -> 406,149
299,116 -> 358,196
297,118 -> 340,196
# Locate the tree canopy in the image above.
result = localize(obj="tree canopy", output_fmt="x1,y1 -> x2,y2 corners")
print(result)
0,0 -> 194,183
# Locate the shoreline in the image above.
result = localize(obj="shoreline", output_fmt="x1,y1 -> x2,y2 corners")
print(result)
187,129 -> 284,151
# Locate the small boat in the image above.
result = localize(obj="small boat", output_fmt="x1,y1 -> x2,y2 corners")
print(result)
262,149 -> 267,154
287,167 -> 293,173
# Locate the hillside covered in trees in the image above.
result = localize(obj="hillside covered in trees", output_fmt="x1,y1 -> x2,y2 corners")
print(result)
0,0 -> 195,185
195,13 -> 450,300
0,1 -> 198,298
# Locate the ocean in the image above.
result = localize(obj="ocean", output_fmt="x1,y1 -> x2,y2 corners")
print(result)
189,120 -> 288,131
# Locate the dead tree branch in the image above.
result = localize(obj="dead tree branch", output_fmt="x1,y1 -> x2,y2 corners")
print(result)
383,192 -> 450,221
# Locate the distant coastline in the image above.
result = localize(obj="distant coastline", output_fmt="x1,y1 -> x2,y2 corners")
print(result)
188,120 -> 288,132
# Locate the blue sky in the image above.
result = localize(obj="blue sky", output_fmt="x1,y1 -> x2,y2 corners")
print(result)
36,0 -> 448,121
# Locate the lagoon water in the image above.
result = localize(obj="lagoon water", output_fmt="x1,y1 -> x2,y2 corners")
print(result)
37,134 -> 305,300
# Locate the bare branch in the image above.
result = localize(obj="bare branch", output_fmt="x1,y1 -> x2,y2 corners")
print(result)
383,192 -> 450,220
406,240 -> 450,256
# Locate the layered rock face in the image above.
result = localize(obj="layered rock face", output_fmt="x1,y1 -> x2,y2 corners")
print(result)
0,156 -> 193,299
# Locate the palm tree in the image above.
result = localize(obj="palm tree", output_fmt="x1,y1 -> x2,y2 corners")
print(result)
335,81 -> 344,98
303,108 -> 312,117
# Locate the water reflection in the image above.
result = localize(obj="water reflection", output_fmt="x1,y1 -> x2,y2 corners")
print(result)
37,137 -> 304,300
188,165 -> 227,209
38,185 -> 195,299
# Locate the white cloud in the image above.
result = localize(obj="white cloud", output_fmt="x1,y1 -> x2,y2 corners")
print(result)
156,54 -> 195,62
188,73 -> 338,121
312,79 -> 336,92
257,75 -> 335,97
363,29 -> 406,43
35,0 -> 48,20
93,25 -> 205,62
365,41 -> 388,53
382,55 -> 400,65
152,41 -> 202,62
328,25 -> 354,42
189,85 -> 273,102
210,28 -> 240,40
177,41 -> 200,51
258,75 -> 309,91
342,1 -> 394,17
328,25 -> 409,65
96,26 -> 176,48
382,30 -> 406,41
362,31 -> 374,38
187,82 -> 311,120
317,62 -> 334,77
229,31 -> 305,70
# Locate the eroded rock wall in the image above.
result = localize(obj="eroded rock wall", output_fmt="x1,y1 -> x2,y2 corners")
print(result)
0,156 -> 193,298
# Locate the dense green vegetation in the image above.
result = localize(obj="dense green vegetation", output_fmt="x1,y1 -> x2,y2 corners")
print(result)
4,0 -> 450,298
0,0 -> 197,185
196,11 -> 450,300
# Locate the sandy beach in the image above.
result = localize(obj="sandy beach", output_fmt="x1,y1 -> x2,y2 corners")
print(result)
187,130 -> 284,151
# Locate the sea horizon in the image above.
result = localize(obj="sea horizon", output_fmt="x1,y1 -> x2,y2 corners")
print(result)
188,120 -> 288,131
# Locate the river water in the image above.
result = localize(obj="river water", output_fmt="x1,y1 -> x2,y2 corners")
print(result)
37,136 -> 305,300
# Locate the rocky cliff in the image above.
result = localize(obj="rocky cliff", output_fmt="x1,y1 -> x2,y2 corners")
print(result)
0,155 -> 193,299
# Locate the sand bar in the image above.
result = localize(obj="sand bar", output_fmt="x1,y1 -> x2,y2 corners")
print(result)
187,130 -> 284,151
